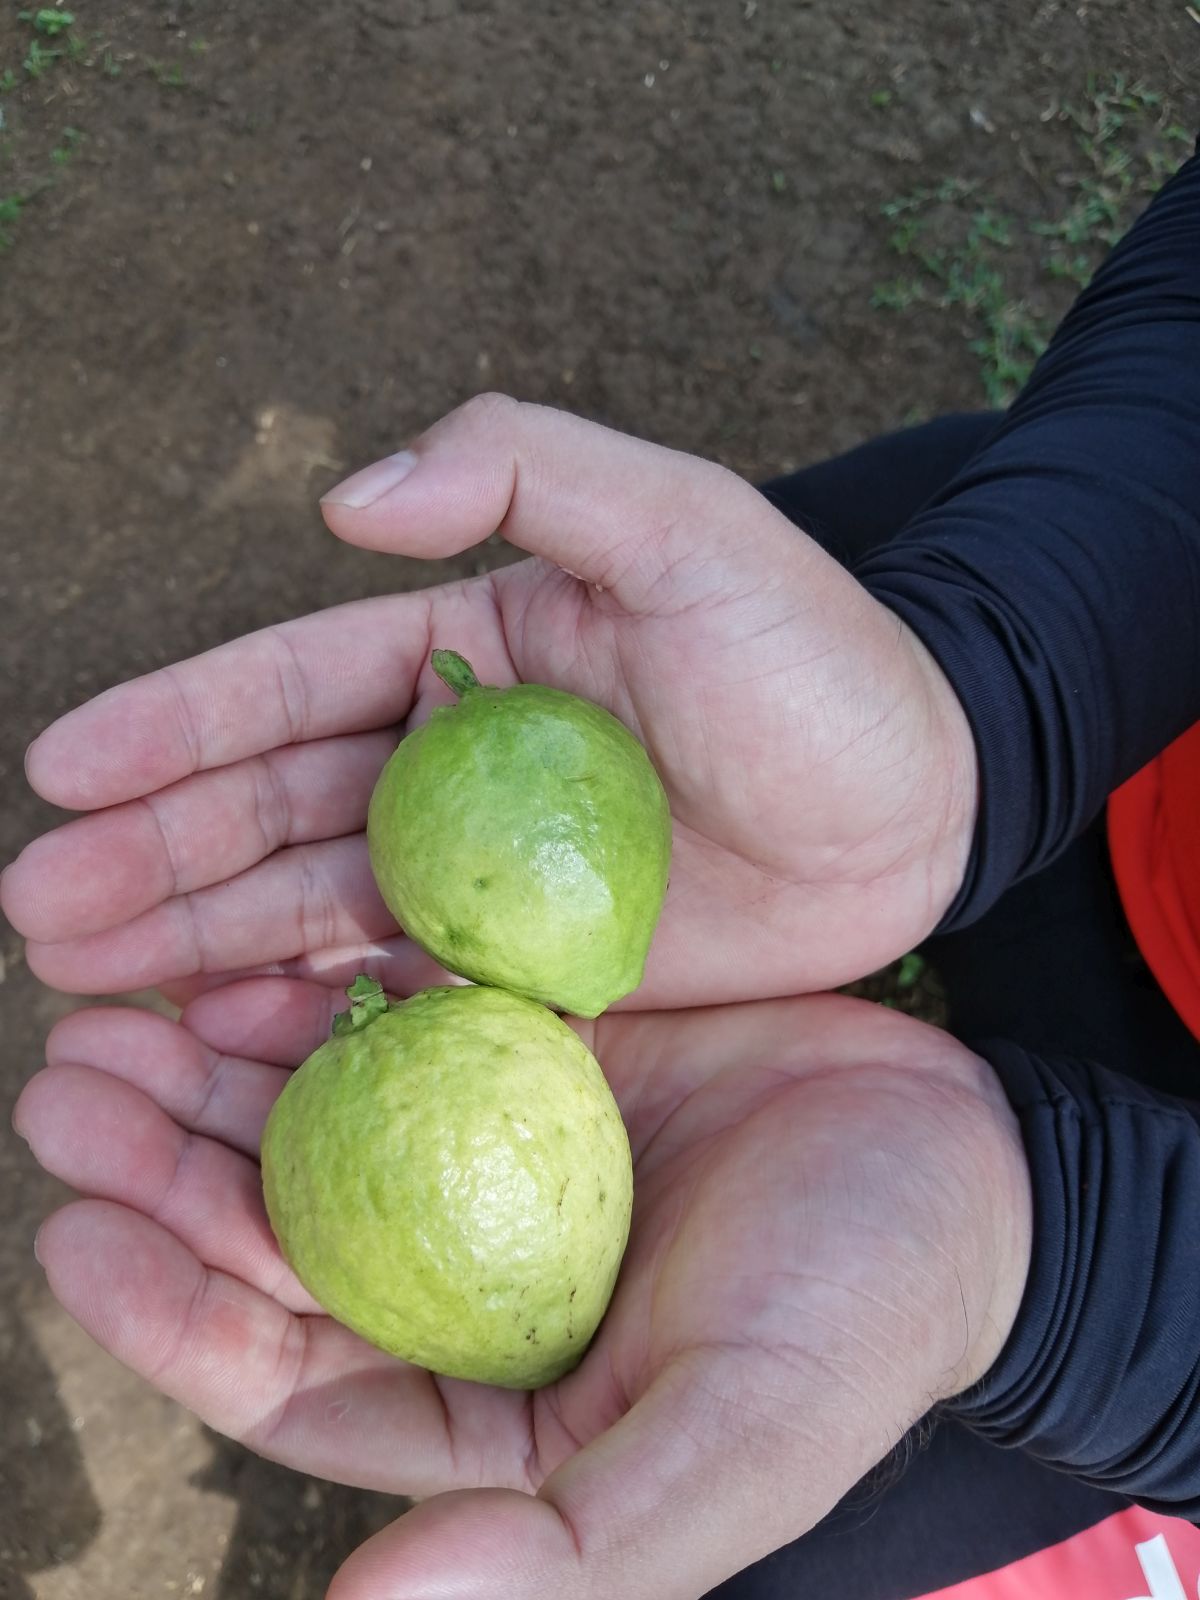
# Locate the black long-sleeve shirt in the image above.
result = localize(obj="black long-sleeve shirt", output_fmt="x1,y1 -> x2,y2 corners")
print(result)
857,140 -> 1200,1516
714,146 -> 1200,1599
858,143 -> 1200,930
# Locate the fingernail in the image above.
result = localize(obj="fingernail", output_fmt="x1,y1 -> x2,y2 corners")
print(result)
33,1224 -> 45,1266
321,450 -> 419,509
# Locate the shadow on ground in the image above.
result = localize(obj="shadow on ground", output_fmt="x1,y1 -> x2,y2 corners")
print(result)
194,1432 -> 402,1598
0,1298 -> 103,1598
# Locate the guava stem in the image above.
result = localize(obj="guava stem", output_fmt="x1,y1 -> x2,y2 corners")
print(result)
332,974 -> 389,1036
431,649 -> 481,698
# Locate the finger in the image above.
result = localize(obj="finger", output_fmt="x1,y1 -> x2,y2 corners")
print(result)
155,934 -> 460,1012
321,394 -> 787,612
157,974 -> 235,1008
175,972 -> 611,1164
23,834 -> 394,994
3,731 -> 395,945
22,592 -> 433,812
180,977 -> 595,1110
182,976 -> 344,1068
15,1063 -> 319,1312
34,1201 -> 531,1494
327,1353 -> 830,1600
43,1005 -> 289,1155
180,973 -> 474,1077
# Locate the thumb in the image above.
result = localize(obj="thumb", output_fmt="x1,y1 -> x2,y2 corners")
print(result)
326,1354 -> 849,1600
319,393 -> 808,612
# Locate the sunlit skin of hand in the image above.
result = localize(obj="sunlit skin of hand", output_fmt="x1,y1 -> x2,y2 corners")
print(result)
5,398 -> 1027,1599
3,396 -> 977,1011
13,979 -> 1029,1599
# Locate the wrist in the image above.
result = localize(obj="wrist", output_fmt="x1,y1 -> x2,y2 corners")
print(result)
932,1047 -> 1034,1398
901,619 -> 980,934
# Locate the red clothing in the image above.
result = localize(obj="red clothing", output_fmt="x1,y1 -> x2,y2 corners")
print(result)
924,1508 -> 1200,1599
1109,721 -> 1200,1044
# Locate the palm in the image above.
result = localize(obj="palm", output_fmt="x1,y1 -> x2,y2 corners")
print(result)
494,546 -> 969,1002
16,981 -> 1026,1598
3,398 -> 975,1006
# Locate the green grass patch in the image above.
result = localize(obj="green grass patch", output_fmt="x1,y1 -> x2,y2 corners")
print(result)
150,59 -> 187,88
49,124 -> 81,164
1033,77 -> 1191,286
842,949 -> 945,1023
22,35 -> 63,76
0,192 -> 25,249
19,9 -> 76,36
0,6 -> 202,259
0,8 -> 85,253
872,74 -> 1191,405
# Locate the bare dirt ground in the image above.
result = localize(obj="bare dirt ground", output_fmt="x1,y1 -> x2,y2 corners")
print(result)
2,2 -> 1196,1594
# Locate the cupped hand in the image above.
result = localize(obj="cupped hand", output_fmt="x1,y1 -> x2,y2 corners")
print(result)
14,983 -> 1030,1599
1,396 -> 977,1008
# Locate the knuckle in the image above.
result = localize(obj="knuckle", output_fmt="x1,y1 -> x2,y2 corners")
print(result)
266,627 -> 312,748
456,389 -> 522,432
296,849 -> 337,951
250,752 -> 292,857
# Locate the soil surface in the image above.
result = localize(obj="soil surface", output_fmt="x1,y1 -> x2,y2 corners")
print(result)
1,2 -> 1196,1595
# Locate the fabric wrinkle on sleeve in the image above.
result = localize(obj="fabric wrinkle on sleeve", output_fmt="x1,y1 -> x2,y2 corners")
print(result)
857,142 -> 1200,931
943,1041 -> 1200,1522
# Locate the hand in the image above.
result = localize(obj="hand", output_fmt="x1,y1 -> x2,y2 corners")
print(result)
14,984 -> 1030,1599
1,396 -> 977,1008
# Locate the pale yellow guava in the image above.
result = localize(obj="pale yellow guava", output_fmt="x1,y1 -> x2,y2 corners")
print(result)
261,979 -> 633,1389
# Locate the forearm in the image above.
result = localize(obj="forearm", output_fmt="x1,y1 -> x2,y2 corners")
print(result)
858,141 -> 1200,930
945,1041 -> 1200,1519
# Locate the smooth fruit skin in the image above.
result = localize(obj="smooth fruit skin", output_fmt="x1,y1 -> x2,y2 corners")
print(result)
261,985 -> 633,1389
367,673 -> 671,1018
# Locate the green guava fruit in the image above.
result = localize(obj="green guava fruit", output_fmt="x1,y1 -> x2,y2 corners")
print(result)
261,978 -> 634,1389
366,650 -> 671,1019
